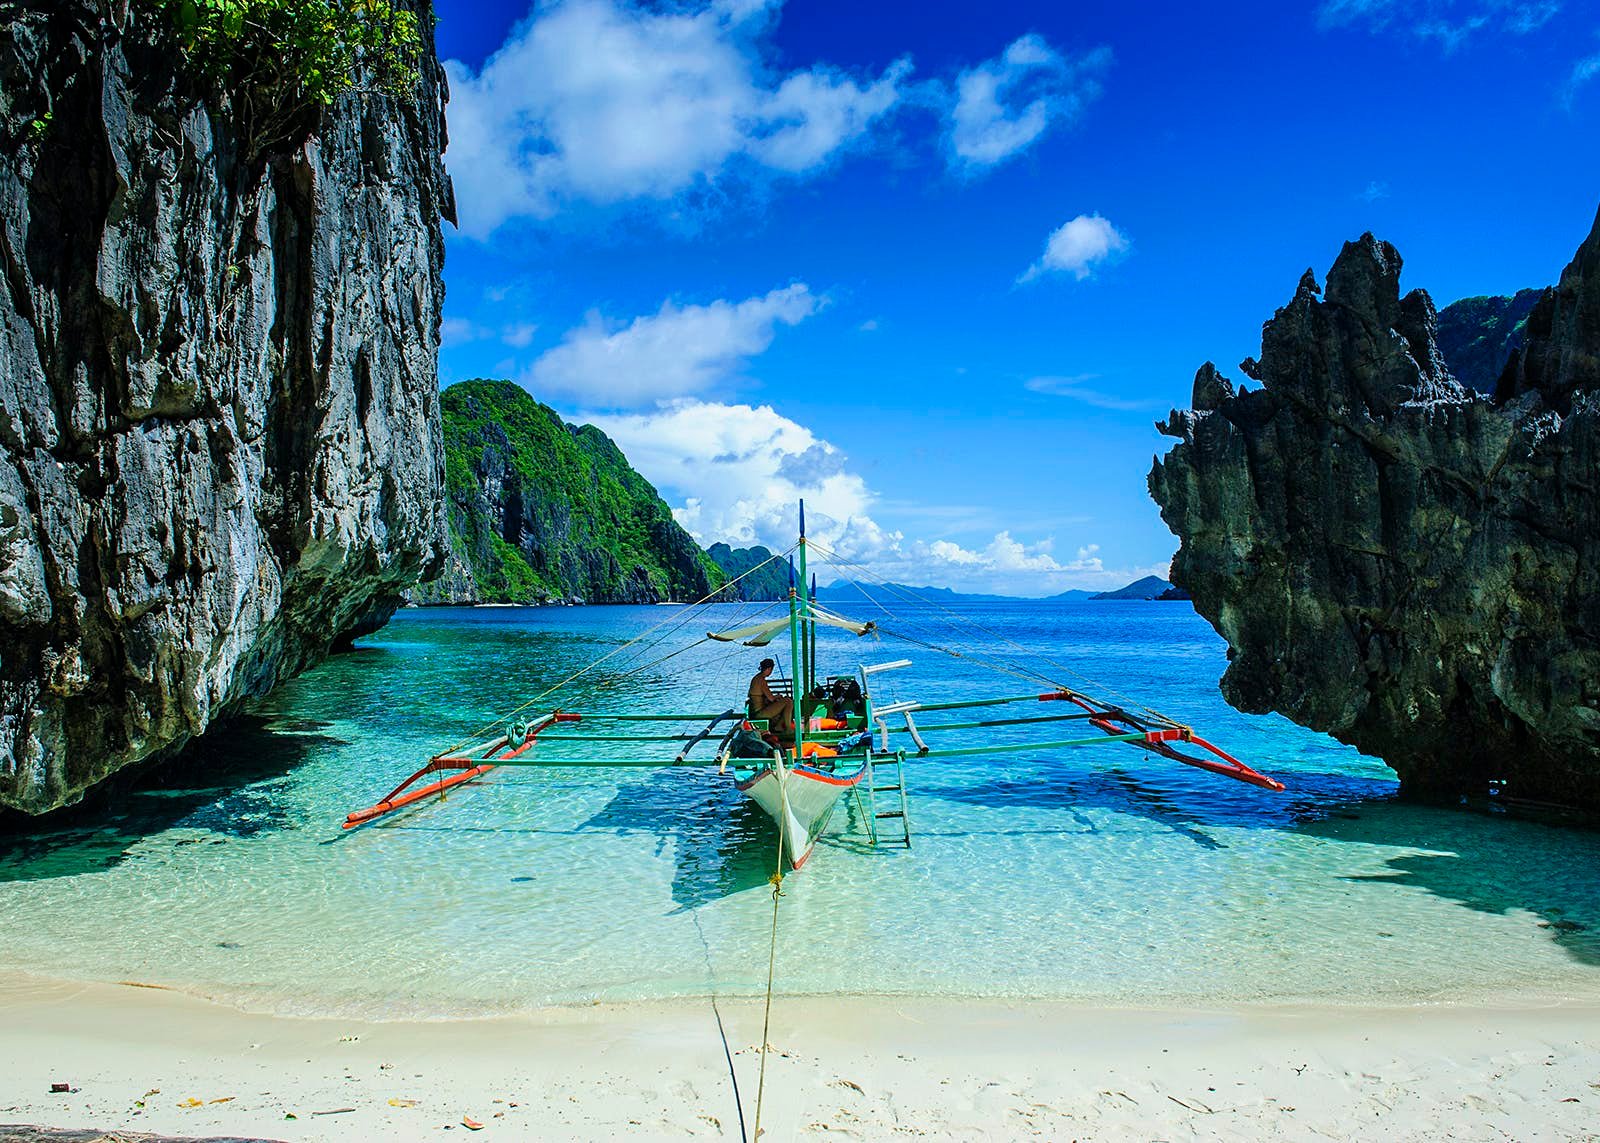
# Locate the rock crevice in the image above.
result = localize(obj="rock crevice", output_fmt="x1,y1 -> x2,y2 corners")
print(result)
1150,206 -> 1600,807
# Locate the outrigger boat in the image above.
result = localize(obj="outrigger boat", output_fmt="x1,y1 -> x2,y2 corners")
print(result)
345,505 -> 1284,868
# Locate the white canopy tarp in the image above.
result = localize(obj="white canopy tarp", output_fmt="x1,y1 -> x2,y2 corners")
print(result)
707,607 -> 875,647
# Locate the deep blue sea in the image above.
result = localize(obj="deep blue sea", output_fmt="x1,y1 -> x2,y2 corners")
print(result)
3,601 -> 1598,1017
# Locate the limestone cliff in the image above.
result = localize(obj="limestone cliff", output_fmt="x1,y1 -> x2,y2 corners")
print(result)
1150,206 -> 1600,808
412,380 -> 723,605
0,2 -> 451,813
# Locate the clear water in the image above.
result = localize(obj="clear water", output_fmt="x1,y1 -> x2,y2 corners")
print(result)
2,601 -> 1598,1018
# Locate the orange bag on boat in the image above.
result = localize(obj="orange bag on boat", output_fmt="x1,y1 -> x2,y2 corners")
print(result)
796,741 -> 838,759
806,715 -> 848,731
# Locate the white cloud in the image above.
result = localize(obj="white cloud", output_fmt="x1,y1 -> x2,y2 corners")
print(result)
501,322 -> 539,348
1020,213 -> 1129,282
1358,179 -> 1391,202
925,535 -> 1099,576
1565,43 -> 1600,108
1024,375 -> 1154,411
444,0 -> 910,237
947,35 -> 1111,170
583,400 -> 1169,595
583,399 -> 894,558
528,284 -> 821,406
440,317 -> 490,346
1318,0 -> 1560,50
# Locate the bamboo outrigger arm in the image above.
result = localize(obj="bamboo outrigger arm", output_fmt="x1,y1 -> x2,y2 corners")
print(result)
342,711 -> 583,829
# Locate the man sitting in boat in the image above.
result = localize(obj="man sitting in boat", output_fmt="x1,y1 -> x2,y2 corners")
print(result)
747,658 -> 795,737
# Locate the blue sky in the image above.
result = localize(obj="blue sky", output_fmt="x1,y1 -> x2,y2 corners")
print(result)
433,0 -> 1600,594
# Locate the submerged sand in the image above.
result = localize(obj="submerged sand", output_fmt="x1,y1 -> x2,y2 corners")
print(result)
1,972 -> 1597,1141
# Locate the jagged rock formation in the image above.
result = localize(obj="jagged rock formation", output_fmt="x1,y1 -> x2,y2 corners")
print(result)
0,3 -> 451,813
1435,288 -> 1543,393
413,380 -> 722,605
1150,206 -> 1600,808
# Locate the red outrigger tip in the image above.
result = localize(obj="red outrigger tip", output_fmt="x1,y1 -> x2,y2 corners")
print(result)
1039,690 -> 1285,792
343,712 -> 583,829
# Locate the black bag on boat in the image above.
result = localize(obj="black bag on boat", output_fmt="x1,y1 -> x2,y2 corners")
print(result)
826,677 -> 863,717
728,728 -> 775,760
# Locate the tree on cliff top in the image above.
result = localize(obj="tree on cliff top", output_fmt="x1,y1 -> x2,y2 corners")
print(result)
139,0 -> 422,160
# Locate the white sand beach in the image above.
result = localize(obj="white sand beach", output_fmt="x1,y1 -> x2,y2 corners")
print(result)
1,971 -> 1597,1141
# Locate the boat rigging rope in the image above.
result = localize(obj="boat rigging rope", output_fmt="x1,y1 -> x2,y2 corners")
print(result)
807,545 -> 1068,690
429,546 -> 798,761
807,541 -> 1186,730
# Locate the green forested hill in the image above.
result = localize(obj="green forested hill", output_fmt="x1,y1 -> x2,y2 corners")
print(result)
706,543 -> 794,600
1436,288 -> 1543,393
414,380 -> 725,604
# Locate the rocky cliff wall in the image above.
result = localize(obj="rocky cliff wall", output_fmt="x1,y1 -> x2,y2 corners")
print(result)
1150,207 -> 1600,808
0,2 -> 451,813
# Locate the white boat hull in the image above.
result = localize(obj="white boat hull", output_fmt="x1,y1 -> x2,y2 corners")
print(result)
735,758 -> 868,869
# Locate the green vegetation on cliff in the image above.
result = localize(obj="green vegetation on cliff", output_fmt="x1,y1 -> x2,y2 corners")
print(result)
141,0 -> 421,160
1436,288 -> 1543,393
419,380 -> 725,605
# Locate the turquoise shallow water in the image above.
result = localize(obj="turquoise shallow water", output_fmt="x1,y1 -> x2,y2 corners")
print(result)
3,601 -> 1599,1018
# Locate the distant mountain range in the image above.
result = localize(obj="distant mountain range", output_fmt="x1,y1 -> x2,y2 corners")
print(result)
815,575 -> 1181,603
703,546 -> 1185,603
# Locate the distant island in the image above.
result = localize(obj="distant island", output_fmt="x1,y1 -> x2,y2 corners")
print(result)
704,547 -> 1186,603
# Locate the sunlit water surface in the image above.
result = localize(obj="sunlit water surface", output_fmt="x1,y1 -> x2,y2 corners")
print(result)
3,602 -> 1598,1017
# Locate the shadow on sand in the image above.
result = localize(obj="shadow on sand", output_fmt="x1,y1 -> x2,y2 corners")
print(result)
0,714 -> 341,884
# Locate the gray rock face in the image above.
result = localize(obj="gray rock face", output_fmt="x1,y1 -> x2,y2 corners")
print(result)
0,3 -> 451,813
1150,207 -> 1600,808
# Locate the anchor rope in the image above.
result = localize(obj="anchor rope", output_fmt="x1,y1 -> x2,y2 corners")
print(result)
751,753 -> 791,1140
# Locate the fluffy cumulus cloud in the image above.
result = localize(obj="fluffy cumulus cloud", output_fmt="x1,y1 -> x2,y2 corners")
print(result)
947,35 -> 1111,170
444,0 -> 910,236
581,401 -> 1166,594
1020,213 -> 1130,282
528,284 -> 821,406
583,399 -> 897,561
1317,0 -> 1561,50
909,535 -> 1167,594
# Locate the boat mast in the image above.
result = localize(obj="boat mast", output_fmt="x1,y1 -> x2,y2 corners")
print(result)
808,571 -> 818,693
791,501 -> 808,755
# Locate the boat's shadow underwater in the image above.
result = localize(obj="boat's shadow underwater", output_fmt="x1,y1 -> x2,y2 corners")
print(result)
577,769 -> 777,912
918,760 -> 1396,847
923,759 -> 1600,968
0,714 -> 340,884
